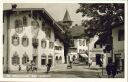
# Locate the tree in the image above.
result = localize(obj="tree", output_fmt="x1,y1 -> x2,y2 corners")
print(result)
76,3 -> 124,52
58,22 -> 72,63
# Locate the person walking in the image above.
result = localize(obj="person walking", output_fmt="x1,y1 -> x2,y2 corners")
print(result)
111,62 -> 117,78
46,62 -> 52,73
18,65 -> 21,71
106,62 -> 112,78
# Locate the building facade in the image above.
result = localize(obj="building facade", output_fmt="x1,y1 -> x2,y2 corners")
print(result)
54,39 -> 65,65
112,24 -> 124,71
88,35 -> 110,68
68,38 -> 88,64
3,5 -> 65,73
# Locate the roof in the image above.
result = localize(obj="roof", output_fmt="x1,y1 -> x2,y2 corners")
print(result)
69,25 -> 85,38
63,9 -> 72,22
4,8 -> 65,34
4,8 -> 66,42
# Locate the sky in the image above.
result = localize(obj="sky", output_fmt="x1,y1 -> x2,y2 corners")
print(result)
3,3 -> 90,25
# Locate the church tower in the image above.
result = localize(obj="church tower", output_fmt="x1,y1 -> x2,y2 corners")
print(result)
63,9 -> 73,28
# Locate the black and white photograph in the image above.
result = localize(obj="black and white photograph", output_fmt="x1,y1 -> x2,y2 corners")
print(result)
3,3 -> 125,78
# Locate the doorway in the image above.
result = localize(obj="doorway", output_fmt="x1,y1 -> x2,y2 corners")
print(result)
96,54 -> 103,67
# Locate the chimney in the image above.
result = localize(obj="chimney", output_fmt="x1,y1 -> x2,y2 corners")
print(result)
12,4 -> 17,10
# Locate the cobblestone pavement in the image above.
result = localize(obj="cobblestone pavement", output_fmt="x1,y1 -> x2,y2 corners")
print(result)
4,64 -> 124,78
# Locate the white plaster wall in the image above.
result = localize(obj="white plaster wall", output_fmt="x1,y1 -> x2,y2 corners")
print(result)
54,39 -> 64,64
88,35 -> 108,68
8,13 -> 57,71
77,39 -> 88,53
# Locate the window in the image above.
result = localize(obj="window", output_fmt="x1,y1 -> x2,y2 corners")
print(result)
15,19 -> 23,33
55,56 -> 59,60
23,16 -> 27,26
118,29 -> 124,41
22,52 -> 29,65
12,34 -> 19,46
48,55 -> 52,64
41,54 -> 46,65
49,42 -> 54,49
79,40 -> 82,46
12,52 -> 20,65
45,28 -> 51,38
32,38 -> 38,49
22,36 -> 29,47
41,40 -> 47,48
55,46 -> 62,50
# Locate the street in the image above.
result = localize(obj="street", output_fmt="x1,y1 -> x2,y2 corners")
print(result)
3,64 -> 124,78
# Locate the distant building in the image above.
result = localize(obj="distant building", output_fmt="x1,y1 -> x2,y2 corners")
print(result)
88,35 -> 110,68
3,4 -> 65,73
57,9 -> 73,31
112,24 -> 124,71
68,25 -> 88,64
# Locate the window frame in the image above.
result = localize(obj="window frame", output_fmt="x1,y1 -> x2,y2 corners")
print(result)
22,36 -> 29,47
12,52 -> 20,65
12,34 -> 20,46
41,40 -> 47,48
41,54 -> 46,65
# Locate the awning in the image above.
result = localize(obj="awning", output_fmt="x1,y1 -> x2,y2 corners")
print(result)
79,54 -> 88,57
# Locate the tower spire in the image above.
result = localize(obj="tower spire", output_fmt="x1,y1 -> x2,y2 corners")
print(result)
63,9 -> 72,22
63,9 -> 72,27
